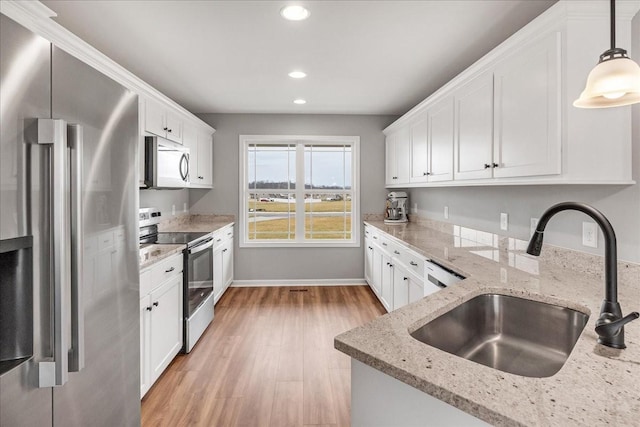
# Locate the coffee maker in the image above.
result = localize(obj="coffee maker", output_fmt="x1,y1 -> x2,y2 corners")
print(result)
384,191 -> 408,224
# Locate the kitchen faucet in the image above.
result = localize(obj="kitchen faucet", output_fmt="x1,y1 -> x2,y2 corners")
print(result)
526,202 -> 639,349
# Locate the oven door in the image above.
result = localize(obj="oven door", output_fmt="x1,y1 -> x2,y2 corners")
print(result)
186,237 -> 214,317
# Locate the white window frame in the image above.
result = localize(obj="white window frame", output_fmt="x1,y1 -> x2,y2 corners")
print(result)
239,135 -> 360,248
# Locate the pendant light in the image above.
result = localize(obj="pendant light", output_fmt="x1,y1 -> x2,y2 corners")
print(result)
573,0 -> 640,108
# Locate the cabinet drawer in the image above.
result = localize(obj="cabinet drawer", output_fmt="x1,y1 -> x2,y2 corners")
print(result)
151,253 -> 183,286
379,235 -> 402,256
399,250 -> 425,279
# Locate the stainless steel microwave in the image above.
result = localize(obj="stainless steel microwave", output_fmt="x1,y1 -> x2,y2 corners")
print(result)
144,136 -> 190,189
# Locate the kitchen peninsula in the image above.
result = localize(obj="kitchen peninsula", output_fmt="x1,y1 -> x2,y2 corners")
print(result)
336,219 -> 640,426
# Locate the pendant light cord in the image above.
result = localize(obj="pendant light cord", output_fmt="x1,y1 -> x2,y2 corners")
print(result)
610,0 -> 616,50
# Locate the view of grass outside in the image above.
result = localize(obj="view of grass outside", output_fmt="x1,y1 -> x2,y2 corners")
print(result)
247,198 -> 352,240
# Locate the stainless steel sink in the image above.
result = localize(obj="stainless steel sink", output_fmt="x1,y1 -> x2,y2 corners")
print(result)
410,294 -> 589,377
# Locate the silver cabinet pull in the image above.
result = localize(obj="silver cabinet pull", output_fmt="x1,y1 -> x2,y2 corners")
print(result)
410,261 -> 418,266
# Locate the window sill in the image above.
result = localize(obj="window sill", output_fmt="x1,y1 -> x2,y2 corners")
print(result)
239,241 -> 361,249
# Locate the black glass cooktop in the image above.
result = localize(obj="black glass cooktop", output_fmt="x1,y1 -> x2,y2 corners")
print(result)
153,232 -> 210,245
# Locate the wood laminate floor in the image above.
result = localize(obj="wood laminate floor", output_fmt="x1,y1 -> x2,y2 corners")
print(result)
141,286 -> 386,427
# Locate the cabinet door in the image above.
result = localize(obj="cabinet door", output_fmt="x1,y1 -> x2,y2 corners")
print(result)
196,133 -> 213,186
410,116 -> 429,183
149,275 -> 183,383
408,276 -> 424,304
222,238 -> 233,289
139,296 -> 151,398
164,110 -> 183,144
371,246 -> 383,297
454,72 -> 494,180
364,239 -> 374,284
385,134 -> 397,185
380,253 -> 393,312
144,99 -> 166,138
392,264 -> 409,311
493,32 -> 561,178
395,127 -> 411,184
429,96 -> 454,182
213,246 -> 224,304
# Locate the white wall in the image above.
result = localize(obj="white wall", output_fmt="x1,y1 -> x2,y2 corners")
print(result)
407,11 -> 640,264
192,113 -> 397,281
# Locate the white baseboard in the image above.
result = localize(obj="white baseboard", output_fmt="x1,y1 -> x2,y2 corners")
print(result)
230,278 -> 367,287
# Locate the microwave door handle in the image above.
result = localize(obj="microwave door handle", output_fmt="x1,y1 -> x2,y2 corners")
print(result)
68,124 -> 85,373
34,119 -> 70,387
179,153 -> 189,181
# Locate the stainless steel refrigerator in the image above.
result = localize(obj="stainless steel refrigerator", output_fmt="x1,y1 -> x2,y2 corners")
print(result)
0,14 -> 140,426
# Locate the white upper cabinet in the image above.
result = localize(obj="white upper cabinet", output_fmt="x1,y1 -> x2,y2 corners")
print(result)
385,127 -> 410,186
428,96 -> 454,182
143,98 -> 183,144
184,126 -> 213,188
454,71 -> 494,181
493,32 -> 561,179
409,115 -> 429,183
382,1 -> 637,187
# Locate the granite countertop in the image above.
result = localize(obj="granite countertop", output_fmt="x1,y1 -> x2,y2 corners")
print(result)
139,214 -> 235,269
139,244 -> 185,270
335,220 -> 640,426
158,214 -> 235,233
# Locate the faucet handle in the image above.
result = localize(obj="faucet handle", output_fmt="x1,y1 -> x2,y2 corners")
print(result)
595,311 -> 639,349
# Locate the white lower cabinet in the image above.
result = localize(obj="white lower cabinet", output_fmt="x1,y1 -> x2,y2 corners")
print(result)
140,252 -> 184,398
364,224 -> 427,312
213,225 -> 234,304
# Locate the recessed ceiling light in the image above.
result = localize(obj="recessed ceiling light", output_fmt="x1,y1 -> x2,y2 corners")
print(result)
293,99 -> 307,105
288,71 -> 307,79
280,5 -> 310,21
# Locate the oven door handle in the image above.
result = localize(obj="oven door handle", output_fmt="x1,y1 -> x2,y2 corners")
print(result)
189,237 -> 214,254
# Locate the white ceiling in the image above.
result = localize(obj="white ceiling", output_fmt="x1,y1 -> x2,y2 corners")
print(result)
42,0 -> 556,116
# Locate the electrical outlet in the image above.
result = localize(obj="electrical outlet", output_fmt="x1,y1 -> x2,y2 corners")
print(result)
500,267 -> 508,283
183,202 -> 188,213
413,202 -> 418,214
444,206 -> 449,219
583,222 -> 598,248
530,218 -> 539,237
500,213 -> 508,231
171,204 -> 176,216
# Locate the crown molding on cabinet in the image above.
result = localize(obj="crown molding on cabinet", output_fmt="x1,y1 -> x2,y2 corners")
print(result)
0,0 -> 214,134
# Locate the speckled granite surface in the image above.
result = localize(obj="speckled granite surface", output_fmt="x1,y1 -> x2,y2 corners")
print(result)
335,220 -> 640,426
139,244 -> 185,270
158,214 -> 234,233
139,215 -> 235,269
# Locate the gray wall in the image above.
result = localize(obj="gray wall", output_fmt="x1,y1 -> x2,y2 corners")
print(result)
408,12 -> 640,264
140,188 -> 189,219
191,113 -> 396,281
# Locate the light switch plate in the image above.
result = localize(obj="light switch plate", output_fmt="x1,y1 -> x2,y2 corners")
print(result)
444,206 -> 449,219
583,222 -> 598,248
500,213 -> 508,231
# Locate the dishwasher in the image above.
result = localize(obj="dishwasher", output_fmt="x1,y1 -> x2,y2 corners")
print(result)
424,260 -> 465,296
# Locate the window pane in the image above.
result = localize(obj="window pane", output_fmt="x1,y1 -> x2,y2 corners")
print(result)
305,193 -> 352,239
304,145 -> 351,190
249,144 -> 296,190
247,194 -> 295,240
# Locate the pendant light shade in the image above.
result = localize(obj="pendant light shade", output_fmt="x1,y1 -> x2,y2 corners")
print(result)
573,0 -> 640,108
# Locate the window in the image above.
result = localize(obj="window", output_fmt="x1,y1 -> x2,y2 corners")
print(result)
240,135 -> 360,247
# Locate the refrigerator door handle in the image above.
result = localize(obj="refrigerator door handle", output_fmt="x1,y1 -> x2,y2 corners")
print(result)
34,119 -> 70,387
68,124 -> 85,373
